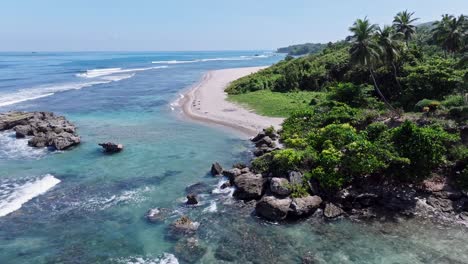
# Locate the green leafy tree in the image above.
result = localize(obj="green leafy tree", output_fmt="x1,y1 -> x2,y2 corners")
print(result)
376,25 -> 404,90
393,10 -> 419,46
348,18 -> 395,111
432,14 -> 467,55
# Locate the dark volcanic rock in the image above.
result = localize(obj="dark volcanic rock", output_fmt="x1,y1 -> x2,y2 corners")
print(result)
222,168 -> 242,182
98,142 -> 123,153
324,203 -> 344,218
254,136 -> 273,148
233,173 -> 265,200
0,111 -> 80,150
255,196 -> 291,221
186,194 -> 198,205
211,162 -> 223,176
288,171 -> 303,185
290,195 -> 322,217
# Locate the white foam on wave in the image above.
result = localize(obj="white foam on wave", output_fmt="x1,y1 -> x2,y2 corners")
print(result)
203,201 -> 217,213
151,55 -> 270,64
0,174 -> 61,217
76,66 -> 168,78
0,131 -> 48,159
0,66 -> 168,108
115,253 -> 179,264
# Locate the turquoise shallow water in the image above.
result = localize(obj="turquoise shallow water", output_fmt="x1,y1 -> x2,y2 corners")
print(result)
0,51 -> 467,264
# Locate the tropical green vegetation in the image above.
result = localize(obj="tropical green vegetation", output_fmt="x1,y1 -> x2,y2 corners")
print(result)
228,11 -> 468,194
277,43 -> 327,56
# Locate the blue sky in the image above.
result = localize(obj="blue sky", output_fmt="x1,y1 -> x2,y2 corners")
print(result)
1,0 -> 466,51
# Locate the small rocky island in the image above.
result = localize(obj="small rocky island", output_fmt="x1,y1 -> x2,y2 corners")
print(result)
212,128 -> 468,225
0,111 -> 80,150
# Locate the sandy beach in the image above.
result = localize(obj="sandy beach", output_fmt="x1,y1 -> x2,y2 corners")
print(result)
180,66 -> 284,137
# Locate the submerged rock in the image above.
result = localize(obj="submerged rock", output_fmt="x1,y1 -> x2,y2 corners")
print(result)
255,196 -> 291,221
290,195 -> 322,217
145,208 -> 168,223
211,162 -> 223,176
173,237 -> 207,264
233,173 -> 265,200
98,142 -> 123,153
185,182 -> 211,195
0,111 -> 80,150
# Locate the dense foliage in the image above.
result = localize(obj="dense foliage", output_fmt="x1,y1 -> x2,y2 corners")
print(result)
236,11 -> 467,195
276,43 -> 327,56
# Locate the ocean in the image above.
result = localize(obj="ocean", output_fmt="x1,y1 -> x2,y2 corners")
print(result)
0,51 -> 467,264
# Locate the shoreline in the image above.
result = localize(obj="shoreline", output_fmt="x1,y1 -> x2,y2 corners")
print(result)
178,66 -> 284,138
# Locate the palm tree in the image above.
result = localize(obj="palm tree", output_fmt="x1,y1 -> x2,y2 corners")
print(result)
375,26 -> 404,91
348,18 -> 394,110
432,14 -> 467,55
393,10 -> 419,46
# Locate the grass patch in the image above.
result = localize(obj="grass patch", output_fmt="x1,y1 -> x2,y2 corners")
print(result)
228,90 -> 325,117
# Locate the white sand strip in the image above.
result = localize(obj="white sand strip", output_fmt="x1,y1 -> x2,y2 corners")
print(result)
180,67 -> 284,137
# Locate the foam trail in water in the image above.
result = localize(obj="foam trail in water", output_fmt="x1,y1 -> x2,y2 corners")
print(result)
0,174 -> 61,217
151,55 -> 270,64
76,66 -> 168,78
0,131 -> 48,159
115,253 -> 179,264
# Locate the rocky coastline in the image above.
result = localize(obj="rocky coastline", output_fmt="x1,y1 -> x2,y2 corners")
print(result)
213,128 -> 468,226
0,111 -> 80,150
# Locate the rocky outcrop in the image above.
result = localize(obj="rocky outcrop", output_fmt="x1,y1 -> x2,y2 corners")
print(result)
290,195 -> 322,217
211,162 -> 223,176
324,203 -> 344,218
186,194 -> 198,205
99,142 -> 123,153
0,111 -> 80,150
251,128 -> 280,157
171,216 -> 200,235
233,172 -> 265,200
223,168 -> 242,182
270,178 -> 291,196
255,196 -> 291,221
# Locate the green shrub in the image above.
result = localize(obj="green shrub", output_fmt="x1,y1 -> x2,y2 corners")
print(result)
391,121 -> 458,180
364,122 -> 388,141
415,99 -> 441,112
271,149 -> 303,176
251,153 -> 273,174
327,82 -> 375,107
442,95 -> 465,108
309,123 -> 360,150
286,183 -> 310,198
341,139 -> 388,176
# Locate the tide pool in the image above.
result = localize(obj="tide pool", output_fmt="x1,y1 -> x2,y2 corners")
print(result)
0,51 -> 467,264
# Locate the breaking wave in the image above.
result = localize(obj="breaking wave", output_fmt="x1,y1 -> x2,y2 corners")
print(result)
0,174 -> 61,217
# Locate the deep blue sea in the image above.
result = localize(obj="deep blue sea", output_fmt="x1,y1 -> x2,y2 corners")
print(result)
0,51 -> 467,264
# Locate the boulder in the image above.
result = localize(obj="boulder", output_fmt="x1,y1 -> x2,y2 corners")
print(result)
324,203 -> 344,218
14,125 -> 32,138
290,195 -> 322,217
222,168 -> 242,182
254,136 -> 273,148
233,173 -> 265,200
427,196 -> 454,212
220,182 -> 231,189
52,133 -> 80,150
99,142 -> 123,153
186,194 -> 198,205
255,196 -> 291,221
251,131 -> 266,142
28,136 -> 48,148
288,171 -> 303,185
269,178 -> 291,196
173,237 -> 207,264
171,216 -> 200,235
355,193 -> 379,207
211,162 -> 223,176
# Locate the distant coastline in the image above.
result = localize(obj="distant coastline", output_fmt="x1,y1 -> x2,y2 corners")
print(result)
178,66 -> 284,138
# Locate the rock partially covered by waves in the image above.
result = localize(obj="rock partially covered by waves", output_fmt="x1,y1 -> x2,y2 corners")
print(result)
0,111 -> 80,150
170,216 -> 200,235
98,142 -> 124,153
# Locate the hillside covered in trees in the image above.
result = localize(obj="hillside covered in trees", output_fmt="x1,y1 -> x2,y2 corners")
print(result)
276,43 -> 327,56
228,11 -> 468,197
